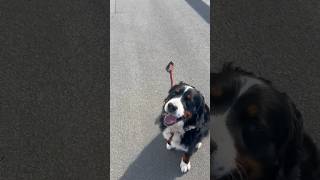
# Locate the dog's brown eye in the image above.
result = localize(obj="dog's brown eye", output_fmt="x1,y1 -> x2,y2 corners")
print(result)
187,94 -> 192,100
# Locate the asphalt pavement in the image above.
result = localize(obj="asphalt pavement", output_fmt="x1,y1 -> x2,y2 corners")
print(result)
212,0 -> 320,145
110,0 -> 210,179
1,1 -> 109,179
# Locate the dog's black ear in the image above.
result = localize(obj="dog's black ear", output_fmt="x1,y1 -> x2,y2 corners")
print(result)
168,83 -> 182,94
195,96 -> 210,130
203,103 -> 210,124
276,95 -> 303,180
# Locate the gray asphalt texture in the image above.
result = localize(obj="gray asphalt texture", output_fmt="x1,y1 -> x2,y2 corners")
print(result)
1,1 -> 109,179
211,0 -> 320,145
110,0 -> 210,179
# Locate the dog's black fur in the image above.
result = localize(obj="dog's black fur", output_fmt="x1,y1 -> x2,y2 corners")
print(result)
158,82 -> 210,172
211,63 -> 320,180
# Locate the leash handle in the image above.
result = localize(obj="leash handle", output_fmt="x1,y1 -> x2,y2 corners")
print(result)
166,61 -> 174,87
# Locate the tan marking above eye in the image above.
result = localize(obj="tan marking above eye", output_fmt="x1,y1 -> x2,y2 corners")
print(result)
247,104 -> 258,116
211,87 -> 223,97
187,94 -> 192,99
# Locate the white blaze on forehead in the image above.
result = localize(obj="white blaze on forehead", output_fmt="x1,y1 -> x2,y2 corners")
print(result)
164,85 -> 194,118
238,77 -> 262,97
183,85 -> 193,93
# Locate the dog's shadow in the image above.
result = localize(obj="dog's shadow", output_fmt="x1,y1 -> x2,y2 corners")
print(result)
120,134 -> 185,180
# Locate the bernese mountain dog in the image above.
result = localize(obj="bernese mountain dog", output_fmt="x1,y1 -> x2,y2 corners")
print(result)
210,63 -> 320,180
158,82 -> 210,173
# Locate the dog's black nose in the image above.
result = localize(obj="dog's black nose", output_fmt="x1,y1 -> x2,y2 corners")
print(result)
167,103 -> 177,113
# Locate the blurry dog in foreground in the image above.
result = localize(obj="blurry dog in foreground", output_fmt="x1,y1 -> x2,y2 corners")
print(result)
210,63 -> 320,180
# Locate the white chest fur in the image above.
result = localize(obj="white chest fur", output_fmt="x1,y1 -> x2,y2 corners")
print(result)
162,121 -> 188,152
211,111 -> 237,178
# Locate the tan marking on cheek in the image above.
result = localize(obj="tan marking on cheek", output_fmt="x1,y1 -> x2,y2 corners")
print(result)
236,155 -> 263,179
235,144 -> 263,178
184,111 -> 192,118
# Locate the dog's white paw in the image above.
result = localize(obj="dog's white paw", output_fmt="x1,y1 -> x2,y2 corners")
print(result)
180,159 -> 191,173
196,142 -> 202,149
166,143 -> 172,150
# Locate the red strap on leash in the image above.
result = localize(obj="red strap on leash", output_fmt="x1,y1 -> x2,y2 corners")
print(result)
166,61 -> 175,87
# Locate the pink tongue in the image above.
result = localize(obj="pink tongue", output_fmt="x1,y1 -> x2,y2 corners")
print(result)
164,115 -> 177,126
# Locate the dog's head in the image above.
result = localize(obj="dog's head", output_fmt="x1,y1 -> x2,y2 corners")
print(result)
160,82 -> 209,129
211,64 -> 303,180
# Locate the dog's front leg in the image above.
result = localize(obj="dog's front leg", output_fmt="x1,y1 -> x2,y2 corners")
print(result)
180,153 -> 191,173
166,132 -> 174,150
